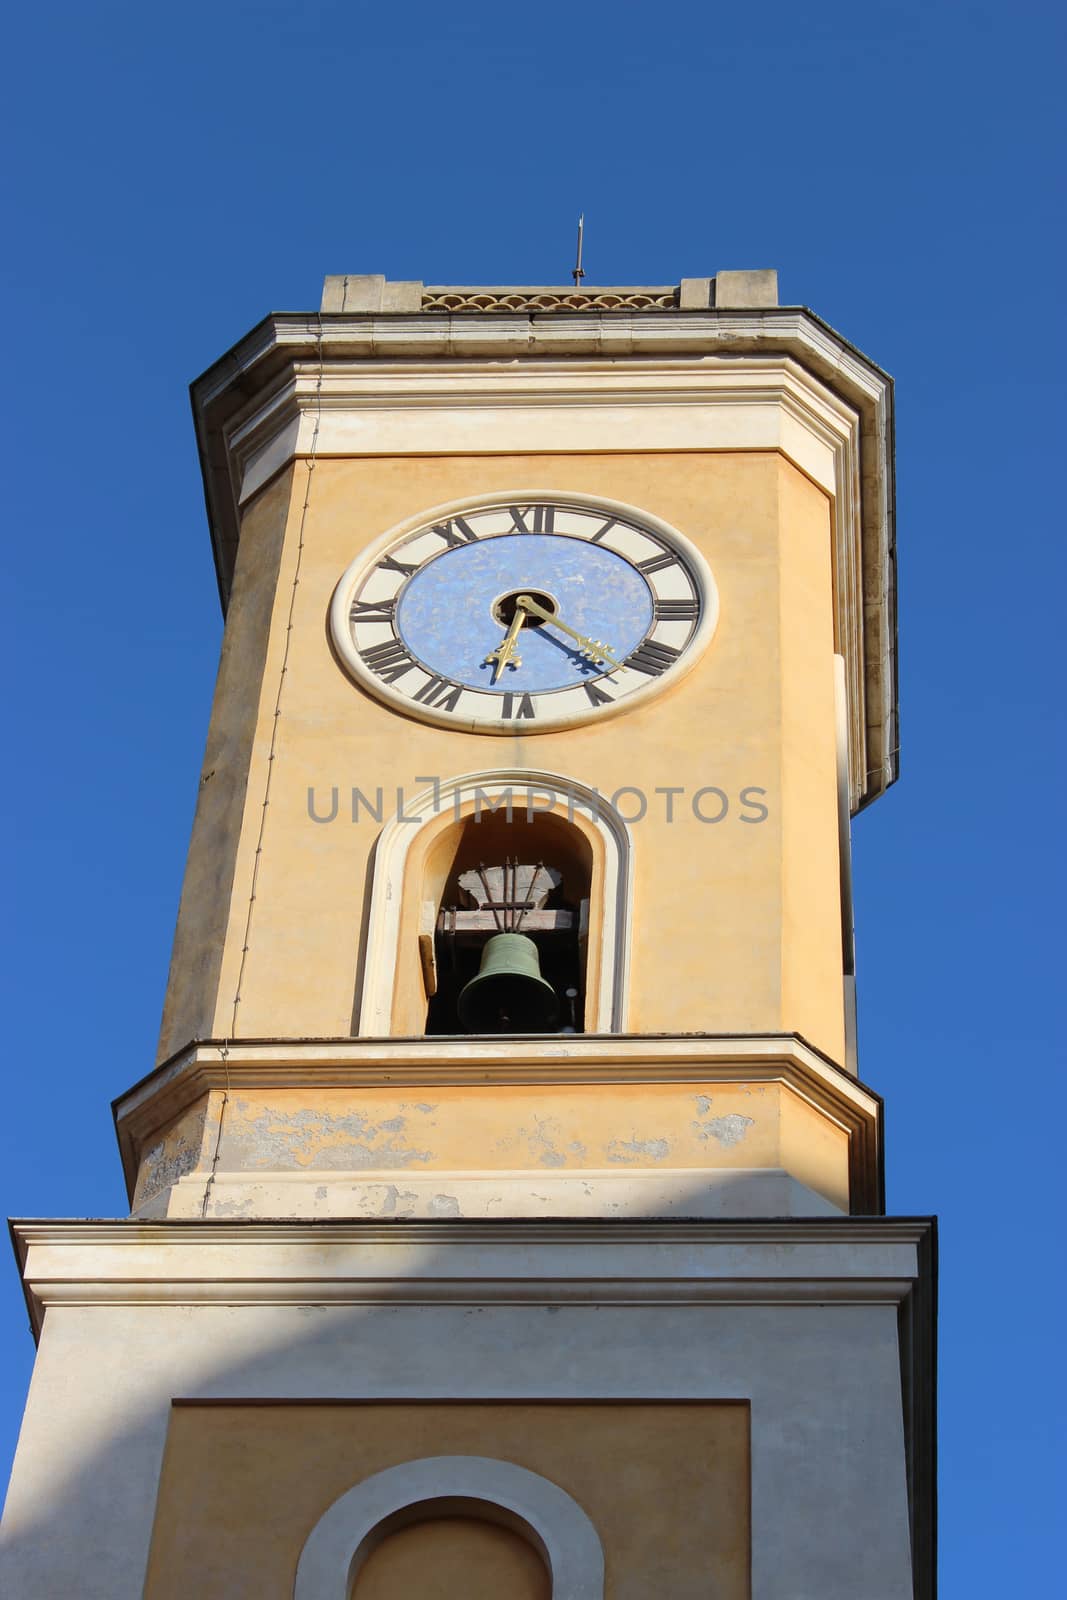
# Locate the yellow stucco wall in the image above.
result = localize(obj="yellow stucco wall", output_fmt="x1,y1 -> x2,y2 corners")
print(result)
143,1400 -> 750,1600
159,450 -> 844,1063
158,468 -> 295,1060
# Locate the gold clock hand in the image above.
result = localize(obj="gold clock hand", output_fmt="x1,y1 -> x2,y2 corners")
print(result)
484,607 -> 527,683
515,595 -> 622,671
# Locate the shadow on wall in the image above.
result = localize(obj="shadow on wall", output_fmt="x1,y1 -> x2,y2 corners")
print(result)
0,1182 -> 766,1600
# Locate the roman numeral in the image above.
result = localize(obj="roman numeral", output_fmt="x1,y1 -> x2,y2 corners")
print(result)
653,598 -> 699,622
637,550 -> 678,575
349,598 -> 396,624
583,680 -> 614,707
432,516 -> 480,549
360,639 -> 417,683
624,640 -> 681,677
588,517 -> 618,544
413,675 -> 462,711
501,692 -> 537,720
376,553 -> 417,577
506,504 -> 555,535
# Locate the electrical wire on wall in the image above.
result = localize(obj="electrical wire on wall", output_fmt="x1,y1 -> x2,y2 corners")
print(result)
201,317 -> 325,1217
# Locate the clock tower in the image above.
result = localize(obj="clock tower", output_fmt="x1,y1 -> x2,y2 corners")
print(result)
2,272 -> 935,1599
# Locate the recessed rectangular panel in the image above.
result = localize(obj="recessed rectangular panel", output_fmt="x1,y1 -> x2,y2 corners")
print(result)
144,1399 -> 750,1600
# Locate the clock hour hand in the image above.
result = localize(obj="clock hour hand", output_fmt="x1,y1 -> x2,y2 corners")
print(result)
515,594 -> 622,672
484,607 -> 527,683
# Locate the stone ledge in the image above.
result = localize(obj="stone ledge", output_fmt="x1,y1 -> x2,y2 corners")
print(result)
11,1214 -> 933,1339
136,1167 -> 844,1223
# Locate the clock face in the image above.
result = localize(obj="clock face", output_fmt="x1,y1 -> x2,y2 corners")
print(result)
329,495 -> 717,732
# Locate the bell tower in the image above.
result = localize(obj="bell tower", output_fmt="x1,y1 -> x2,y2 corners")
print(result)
2,272 -> 934,1600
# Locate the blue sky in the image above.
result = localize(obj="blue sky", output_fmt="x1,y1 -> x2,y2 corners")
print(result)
2,0 -> 1064,1589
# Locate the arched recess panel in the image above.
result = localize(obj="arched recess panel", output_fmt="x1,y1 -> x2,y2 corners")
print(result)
352,1514 -> 550,1599
357,772 -> 632,1036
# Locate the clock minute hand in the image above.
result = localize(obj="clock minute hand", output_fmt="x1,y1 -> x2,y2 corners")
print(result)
484,607 -> 527,683
515,595 -> 622,671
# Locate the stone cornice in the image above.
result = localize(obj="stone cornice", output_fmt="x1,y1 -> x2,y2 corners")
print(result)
190,305 -> 897,810
11,1215 -> 933,1341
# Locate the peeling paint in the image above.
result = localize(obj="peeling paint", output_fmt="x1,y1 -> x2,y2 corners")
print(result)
503,1115 -> 571,1169
692,1113 -> 754,1148
429,1193 -> 461,1217
136,1106 -> 207,1203
371,1184 -> 419,1217
224,1102 -> 434,1171
606,1135 -> 671,1164
694,1094 -> 714,1116
139,1139 -> 199,1198
338,1184 -> 421,1219
211,1197 -> 254,1217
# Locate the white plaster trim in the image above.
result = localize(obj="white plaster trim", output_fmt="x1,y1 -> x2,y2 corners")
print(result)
327,489 -> 719,736
356,769 -> 632,1035
293,1455 -> 604,1600
236,360 -> 853,502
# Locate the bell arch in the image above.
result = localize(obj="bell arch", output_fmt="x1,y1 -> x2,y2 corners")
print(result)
357,771 -> 632,1035
293,1455 -> 606,1600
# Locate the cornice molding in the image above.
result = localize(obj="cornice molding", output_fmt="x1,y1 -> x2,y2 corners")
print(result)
116,1030 -> 881,1104
191,306 -> 896,810
11,1216 -> 933,1341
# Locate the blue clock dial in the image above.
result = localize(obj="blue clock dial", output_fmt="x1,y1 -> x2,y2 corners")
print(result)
396,534 -> 653,693
332,498 -> 710,733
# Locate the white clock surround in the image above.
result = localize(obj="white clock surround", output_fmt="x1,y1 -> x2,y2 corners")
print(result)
328,490 -> 719,734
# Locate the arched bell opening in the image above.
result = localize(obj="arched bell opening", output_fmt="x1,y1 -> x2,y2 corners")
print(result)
421,809 -> 593,1036
358,770 -> 631,1036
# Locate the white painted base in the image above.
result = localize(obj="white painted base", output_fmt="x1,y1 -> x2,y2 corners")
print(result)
1,1219 -> 927,1600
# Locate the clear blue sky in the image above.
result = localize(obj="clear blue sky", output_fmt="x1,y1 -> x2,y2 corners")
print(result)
2,0 -> 1064,1590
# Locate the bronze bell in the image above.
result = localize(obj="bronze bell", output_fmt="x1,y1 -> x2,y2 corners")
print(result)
457,933 -> 560,1033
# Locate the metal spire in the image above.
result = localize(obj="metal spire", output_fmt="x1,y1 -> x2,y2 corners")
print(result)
571,214 -> 586,286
